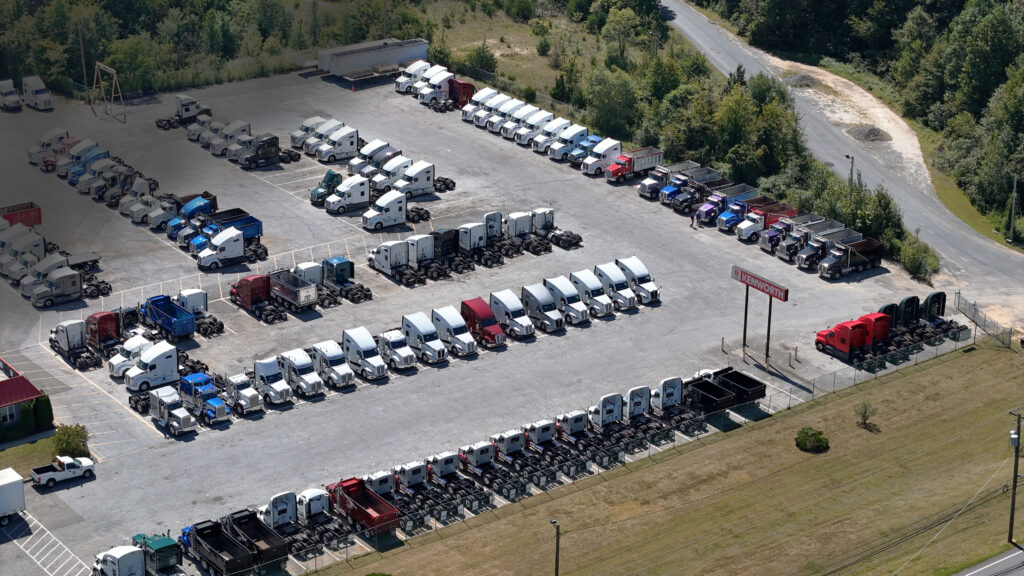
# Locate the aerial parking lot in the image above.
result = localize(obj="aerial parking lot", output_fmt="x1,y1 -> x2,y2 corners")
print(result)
0,70 -> 977,576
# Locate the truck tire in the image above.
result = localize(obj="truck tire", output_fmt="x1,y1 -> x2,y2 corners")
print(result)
328,155 -> 336,162
616,175 -> 624,183
209,261 -> 220,270
374,222 -> 383,231
43,298 -> 54,308
83,470 -> 93,479
815,341 -> 825,352
264,394 -> 272,405
139,382 -> 150,392
749,232 -> 759,243
46,479 -> 56,488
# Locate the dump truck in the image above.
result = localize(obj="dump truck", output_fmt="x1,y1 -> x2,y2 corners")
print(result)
695,183 -> 759,226
778,218 -> 844,262
606,147 -> 663,183
818,238 -> 884,279
796,229 -> 862,270
637,161 -> 699,198
268,269 -> 318,313
758,213 -> 824,254
716,194 -> 776,232
327,477 -> 399,535
179,521 -> 252,576
223,509 -> 290,570
736,202 -> 799,242
140,295 -> 195,342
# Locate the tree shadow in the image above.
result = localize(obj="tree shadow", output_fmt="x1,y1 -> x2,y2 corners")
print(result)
857,421 -> 881,434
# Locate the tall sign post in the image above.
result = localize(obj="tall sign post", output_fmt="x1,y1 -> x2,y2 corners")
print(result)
731,266 -> 789,362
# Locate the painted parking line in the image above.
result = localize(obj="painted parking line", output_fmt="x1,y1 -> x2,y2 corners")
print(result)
1,511 -> 92,576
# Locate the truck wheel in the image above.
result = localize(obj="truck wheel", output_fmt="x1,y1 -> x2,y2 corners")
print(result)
139,382 -> 150,392
374,222 -> 383,231
616,175 -> 624,183
856,264 -> 864,273
337,205 -> 347,214
749,232 -> 759,243
43,298 -> 54,308
83,470 -> 93,479
815,342 -> 825,351
264,394 -> 272,405
209,261 -> 220,270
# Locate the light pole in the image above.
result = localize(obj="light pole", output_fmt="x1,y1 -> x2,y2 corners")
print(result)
844,154 -> 855,202
551,518 -> 560,576
1010,411 -> 1021,543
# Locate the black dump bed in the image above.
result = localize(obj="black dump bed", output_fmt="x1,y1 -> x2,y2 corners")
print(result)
717,369 -> 767,403
193,520 -> 252,575
225,510 -> 290,566
850,238 -> 883,258
687,377 -> 736,412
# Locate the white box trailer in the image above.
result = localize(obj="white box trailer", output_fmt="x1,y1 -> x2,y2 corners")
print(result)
321,38 -> 429,80
0,467 -> 25,526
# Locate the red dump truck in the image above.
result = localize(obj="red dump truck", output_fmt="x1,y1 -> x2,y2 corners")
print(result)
605,147 -> 663,183
1,202 -> 42,228
326,477 -> 399,536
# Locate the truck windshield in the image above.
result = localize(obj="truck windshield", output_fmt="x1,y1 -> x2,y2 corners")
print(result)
452,325 -> 468,335
589,286 -> 605,297
615,158 -> 628,166
557,137 -> 569,144
201,389 -> 217,401
136,359 -> 148,371
390,337 -> 407,348
614,282 -> 628,291
328,356 -> 345,366
746,214 -> 760,223
541,303 -> 556,312
635,275 -> 651,284
264,371 -> 283,383
565,294 -> 580,304
361,348 -> 379,358
786,233 -> 801,243
423,332 -> 438,342
808,241 -> 824,250
297,364 -> 314,375
480,316 -> 497,327
511,308 -> 525,318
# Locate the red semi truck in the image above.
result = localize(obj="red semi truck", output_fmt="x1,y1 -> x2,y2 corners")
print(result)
460,297 -> 506,348
327,477 -> 399,536
815,320 -> 870,362
230,275 -> 287,324
605,147 -> 664,183
1,202 -> 42,228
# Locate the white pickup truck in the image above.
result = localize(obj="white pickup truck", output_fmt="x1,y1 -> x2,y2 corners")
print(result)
30,456 -> 95,488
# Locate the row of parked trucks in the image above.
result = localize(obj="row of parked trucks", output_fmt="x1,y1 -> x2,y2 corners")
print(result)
0,75 -> 52,111
815,291 -> 970,367
629,159 -> 889,281
229,258 -> 372,324
171,96 -> 301,167
366,208 -> 583,287
93,364 -> 769,575
394,60 -> 478,110
0,206 -> 109,308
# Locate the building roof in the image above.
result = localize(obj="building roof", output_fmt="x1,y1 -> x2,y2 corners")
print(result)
0,358 -> 43,409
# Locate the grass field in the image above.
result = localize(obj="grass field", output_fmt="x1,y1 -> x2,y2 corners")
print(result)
0,435 -> 54,477
322,345 -> 1024,575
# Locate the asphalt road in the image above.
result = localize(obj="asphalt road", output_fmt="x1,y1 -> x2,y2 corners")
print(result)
956,549 -> 1024,576
661,0 -> 1024,325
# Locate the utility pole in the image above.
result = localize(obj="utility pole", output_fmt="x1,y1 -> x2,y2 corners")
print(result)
845,154 -> 855,203
1010,411 -> 1021,544
1009,174 -> 1018,245
551,518 -> 560,576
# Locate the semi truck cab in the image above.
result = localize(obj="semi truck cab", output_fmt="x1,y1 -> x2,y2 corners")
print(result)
308,340 -> 355,388
401,312 -> 447,363
594,263 -> 638,311
489,289 -> 535,338
343,327 -> 388,379
543,275 -> 590,325
278,349 -> 325,397
374,330 -> 416,370
431,306 -> 478,357
569,270 -> 614,317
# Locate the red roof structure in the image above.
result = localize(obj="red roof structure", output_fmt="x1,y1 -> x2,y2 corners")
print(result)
0,357 -> 43,409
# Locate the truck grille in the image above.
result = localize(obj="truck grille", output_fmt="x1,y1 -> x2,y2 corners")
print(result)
493,333 -> 506,346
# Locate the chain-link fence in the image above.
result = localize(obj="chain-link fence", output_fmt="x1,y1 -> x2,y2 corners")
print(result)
954,290 -> 1013,347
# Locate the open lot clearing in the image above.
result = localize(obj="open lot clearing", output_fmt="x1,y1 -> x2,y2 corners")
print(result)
334,345 -> 1024,576
0,70 -> 980,576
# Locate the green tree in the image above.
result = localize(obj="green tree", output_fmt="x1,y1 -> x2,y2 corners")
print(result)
34,394 -> 54,432
602,7 -> 638,60
537,36 -> 550,56
648,56 -> 680,100
953,6 -> 1021,117
464,42 -> 497,74
53,424 -> 89,458
714,84 -> 756,154
891,6 -> 937,88
523,86 -> 537,103
567,0 -> 593,21
855,399 -> 878,429
105,34 -> 160,92
18,402 -> 35,437
584,67 -> 637,140
428,37 -> 456,69
504,0 -> 535,22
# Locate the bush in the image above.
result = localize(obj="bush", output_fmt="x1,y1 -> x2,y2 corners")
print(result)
53,424 -> 90,458
537,36 -> 551,56
464,42 -> 498,74
899,234 -> 939,282
524,86 -> 537,102
504,0 -> 536,22
34,395 -> 54,432
18,402 -> 35,438
795,427 -> 830,453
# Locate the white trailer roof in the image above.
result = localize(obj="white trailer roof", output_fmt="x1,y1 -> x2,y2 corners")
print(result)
490,289 -> 523,310
595,262 -> 628,283
360,139 -> 387,154
592,139 -> 620,154
522,283 -> 554,305
544,275 -> 577,297
312,340 -> 343,358
616,256 -> 649,278
223,120 -> 249,134
470,87 -> 497,104
404,60 -> 429,73
280,348 -> 313,366
561,125 -> 587,138
512,105 -> 539,121
571,269 -> 602,289
382,155 -> 410,172
542,118 -> 570,132
375,190 -> 404,206
404,160 -> 432,176
499,99 -> 524,114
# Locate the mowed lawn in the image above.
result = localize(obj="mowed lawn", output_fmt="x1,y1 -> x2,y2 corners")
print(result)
324,345 -> 1024,576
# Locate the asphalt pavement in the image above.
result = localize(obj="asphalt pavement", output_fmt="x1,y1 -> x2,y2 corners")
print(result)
661,0 -> 1024,326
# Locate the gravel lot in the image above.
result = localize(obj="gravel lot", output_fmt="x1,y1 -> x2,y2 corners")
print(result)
0,71 -> 934,576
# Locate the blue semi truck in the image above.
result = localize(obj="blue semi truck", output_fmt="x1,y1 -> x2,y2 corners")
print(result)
166,193 -> 219,240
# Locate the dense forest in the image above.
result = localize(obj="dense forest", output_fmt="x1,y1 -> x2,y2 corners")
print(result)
694,0 -> 1023,241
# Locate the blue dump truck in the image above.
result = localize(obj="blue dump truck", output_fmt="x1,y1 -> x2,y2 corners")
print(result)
178,373 -> 231,425
190,214 -> 263,255
140,295 -> 195,342
67,146 -> 110,186
568,135 -> 603,167
177,208 -> 248,248
166,193 -> 219,240
696,183 -> 759,226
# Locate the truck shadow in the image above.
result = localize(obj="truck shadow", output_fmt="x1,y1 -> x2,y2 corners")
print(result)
37,299 -> 89,313
176,339 -> 201,353
820,265 -> 890,283
290,309 -> 324,323
302,393 -> 330,404
31,474 -> 97,493
246,164 -> 286,174
320,75 -> 395,90
391,366 -> 420,376
162,429 -> 199,442
729,403 -> 772,422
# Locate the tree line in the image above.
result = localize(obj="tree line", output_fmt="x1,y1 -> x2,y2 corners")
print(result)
694,0 -> 1023,242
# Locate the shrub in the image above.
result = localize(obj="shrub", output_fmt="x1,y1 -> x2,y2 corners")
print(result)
504,0 -> 535,22
34,395 -> 54,432
18,402 -> 36,438
899,234 -> 939,282
53,424 -> 90,458
524,86 -> 537,102
537,36 -> 551,56
795,427 -> 830,453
